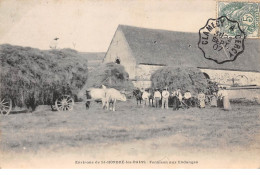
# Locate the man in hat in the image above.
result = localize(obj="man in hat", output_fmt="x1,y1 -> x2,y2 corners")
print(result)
184,90 -> 192,107
161,87 -> 170,109
153,88 -> 161,108
142,89 -> 150,107
172,88 -> 182,110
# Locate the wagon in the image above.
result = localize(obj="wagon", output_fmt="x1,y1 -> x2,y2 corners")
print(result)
50,95 -> 75,112
49,84 -> 75,112
0,95 -> 12,116
0,84 -> 75,116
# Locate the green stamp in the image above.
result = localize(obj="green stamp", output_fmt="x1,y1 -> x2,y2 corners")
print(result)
218,1 -> 259,37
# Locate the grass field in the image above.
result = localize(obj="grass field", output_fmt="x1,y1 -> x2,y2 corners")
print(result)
0,99 -> 260,168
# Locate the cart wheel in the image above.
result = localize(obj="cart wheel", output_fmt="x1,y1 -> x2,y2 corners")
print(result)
0,98 -> 12,116
55,95 -> 74,111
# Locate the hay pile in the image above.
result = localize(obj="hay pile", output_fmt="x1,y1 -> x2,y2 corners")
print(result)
151,66 -> 208,94
0,44 -> 88,110
78,63 -> 134,99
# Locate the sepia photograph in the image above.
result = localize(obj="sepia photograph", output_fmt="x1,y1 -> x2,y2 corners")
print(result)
0,0 -> 259,169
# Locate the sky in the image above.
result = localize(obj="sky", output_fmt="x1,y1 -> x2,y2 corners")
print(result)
0,0 -> 216,52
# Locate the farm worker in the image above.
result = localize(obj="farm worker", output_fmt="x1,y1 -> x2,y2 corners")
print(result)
210,92 -> 217,107
148,88 -> 154,107
177,88 -> 183,102
218,87 -> 231,111
198,91 -> 206,108
142,89 -> 150,107
184,90 -> 192,107
161,87 -> 170,109
154,88 -> 161,108
172,89 -> 181,110
217,86 -> 224,108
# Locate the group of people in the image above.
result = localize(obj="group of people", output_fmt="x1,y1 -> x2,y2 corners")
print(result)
138,86 -> 231,111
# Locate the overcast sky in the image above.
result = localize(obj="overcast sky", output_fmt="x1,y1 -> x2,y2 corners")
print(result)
0,0 -> 216,52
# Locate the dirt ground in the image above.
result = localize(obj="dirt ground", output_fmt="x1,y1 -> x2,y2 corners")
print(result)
0,99 -> 260,168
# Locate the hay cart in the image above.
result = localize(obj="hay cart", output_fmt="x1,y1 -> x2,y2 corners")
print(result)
50,84 -> 75,112
0,84 -> 75,116
0,95 -> 12,116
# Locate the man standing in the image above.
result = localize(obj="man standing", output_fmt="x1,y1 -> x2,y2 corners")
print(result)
154,88 -> 161,108
172,88 -> 182,110
161,87 -> 170,109
142,89 -> 150,107
184,90 -> 192,107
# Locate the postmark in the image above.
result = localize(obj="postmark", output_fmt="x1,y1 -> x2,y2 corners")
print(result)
198,16 -> 245,64
218,1 -> 259,38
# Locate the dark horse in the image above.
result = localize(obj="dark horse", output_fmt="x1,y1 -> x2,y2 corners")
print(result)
133,89 -> 143,105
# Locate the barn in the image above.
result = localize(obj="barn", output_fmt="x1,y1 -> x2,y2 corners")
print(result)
103,25 -> 260,89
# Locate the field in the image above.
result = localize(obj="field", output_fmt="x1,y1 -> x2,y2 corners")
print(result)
0,99 -> 260,168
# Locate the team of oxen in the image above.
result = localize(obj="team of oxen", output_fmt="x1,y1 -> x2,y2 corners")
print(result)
78,86 -> 199,111
82,85 -> 126,111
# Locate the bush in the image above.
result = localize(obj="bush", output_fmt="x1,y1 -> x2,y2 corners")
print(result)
0,44 -> 88,110
151,66 -> 209,94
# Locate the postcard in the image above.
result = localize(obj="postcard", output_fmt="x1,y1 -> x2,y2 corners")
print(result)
0,0 -> 259,169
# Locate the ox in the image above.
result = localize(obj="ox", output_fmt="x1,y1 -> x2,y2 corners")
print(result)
105,88 -> 127,111
85,88 -> 107,109
84,85 -> 126,111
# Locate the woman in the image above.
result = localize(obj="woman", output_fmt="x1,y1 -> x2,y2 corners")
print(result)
210,92 -> 217,107
222,87 -> 231,111
198,91 -> 206,108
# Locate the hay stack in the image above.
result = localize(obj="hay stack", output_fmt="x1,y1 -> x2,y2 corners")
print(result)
0,44 -> 88,110
151,66 -> 208,94
78,63 -> 134,99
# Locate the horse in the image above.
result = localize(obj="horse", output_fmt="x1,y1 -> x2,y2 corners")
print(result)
105,88 -> 127,111
133,89 -> 143,105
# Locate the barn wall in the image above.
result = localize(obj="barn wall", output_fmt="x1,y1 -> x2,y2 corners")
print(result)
133,64 -> 164,89
200,69 -> 260,86
103,28 -> 136,79
133,65 -> 260,89
136,64 -> 164,80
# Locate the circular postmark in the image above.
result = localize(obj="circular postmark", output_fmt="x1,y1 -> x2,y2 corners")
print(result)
198,16 -> 245,64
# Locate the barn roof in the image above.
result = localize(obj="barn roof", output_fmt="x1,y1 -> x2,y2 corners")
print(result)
118,25 -> 260,72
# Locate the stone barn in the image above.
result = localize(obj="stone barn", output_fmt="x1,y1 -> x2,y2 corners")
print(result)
103,25 -> 260,89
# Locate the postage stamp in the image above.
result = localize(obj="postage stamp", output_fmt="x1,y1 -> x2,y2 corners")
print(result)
218,1 -> 260,38
198,16 -> 245,64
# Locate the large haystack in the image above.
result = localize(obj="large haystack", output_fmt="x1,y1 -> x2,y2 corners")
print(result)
151,66 -> 208,94
78,63 -> 134,99
0,44 -> 88,110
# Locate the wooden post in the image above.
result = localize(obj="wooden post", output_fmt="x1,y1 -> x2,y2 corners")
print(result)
227,77 -> 239,86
